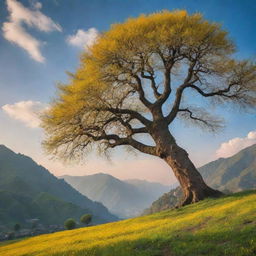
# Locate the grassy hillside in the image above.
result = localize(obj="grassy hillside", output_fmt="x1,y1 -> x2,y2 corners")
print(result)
1,190 -> 255,256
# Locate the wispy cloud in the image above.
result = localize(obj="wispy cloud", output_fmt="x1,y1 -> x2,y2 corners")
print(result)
66,28 -> 99,51
2,101 -> 48,128
2,0 -> 62,62
216,130 -> 256,158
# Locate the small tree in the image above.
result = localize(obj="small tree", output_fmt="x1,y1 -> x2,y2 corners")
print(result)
14,223 -> 21,232
42,10 -> 256,206
64,218 -> 76,230
80,214 -> 92,226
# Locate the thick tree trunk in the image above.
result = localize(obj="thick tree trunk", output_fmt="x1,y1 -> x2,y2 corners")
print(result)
152,126 -> 222,206
164,144 -> 222,206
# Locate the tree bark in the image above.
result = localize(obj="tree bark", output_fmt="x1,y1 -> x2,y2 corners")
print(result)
152,125 -> 222,206
164,144 -> 222,206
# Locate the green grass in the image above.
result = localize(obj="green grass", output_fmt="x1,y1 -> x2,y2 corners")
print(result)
0,190 -> 255,256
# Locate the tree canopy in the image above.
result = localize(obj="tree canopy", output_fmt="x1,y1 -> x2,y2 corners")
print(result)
80,214 -> 92,225
42,10 -> 256,160
64,218 -> 76,230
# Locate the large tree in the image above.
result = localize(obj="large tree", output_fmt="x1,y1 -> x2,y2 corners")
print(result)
42,11 -> 256,206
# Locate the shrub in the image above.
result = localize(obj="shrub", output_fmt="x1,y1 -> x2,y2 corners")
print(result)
80,214 -> 92,226
64,218 -> 76,230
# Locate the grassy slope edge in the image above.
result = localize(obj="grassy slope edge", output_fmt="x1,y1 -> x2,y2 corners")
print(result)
0,190 -> 255,256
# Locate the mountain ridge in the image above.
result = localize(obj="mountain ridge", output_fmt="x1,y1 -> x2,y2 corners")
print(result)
60,173 -> 170,218
0,145 -> 117,229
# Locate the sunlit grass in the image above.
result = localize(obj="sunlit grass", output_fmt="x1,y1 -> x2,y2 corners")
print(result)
0,190 -> 255,256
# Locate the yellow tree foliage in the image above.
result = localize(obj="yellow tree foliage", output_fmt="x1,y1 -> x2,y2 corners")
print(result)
42,10 -> 256,160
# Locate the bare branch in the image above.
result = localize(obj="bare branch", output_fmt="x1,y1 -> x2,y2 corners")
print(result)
84,130 -> 156,156
110,55 -> 153,109
155,67 -> 172,106
188,83 -> 236,97
177,108 -> 223,132
99,107 -> 152,127
128,137 -> 156,156
139,53 -> 161,100
140,71 -> 161,99
164,58 -> 200,123
131,74 -> 153,108
166,84 -> 187,124
103,115 -> 148,136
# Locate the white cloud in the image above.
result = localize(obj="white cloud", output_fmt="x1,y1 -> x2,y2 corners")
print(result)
2,101 -> 48,128
2,0 -> 62,62
66,28 -> 99,51
216,130 -> 256,158
32,1 -> 42,10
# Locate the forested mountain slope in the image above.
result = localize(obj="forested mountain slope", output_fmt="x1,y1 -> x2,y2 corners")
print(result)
0,145 -> 117,229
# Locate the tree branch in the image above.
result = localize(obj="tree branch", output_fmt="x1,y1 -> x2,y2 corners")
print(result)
99,107 -> 152,127
155,67 -> 172,106
166,58 -> 209,123
178,108 -> 210,125
131,74 -> 153,108
128,137 -> 156,156
177,107 -> 224,132
140,71 -> 161,99
139,54 -> 161,100
188,83 -> 236,97
84,130 -> 156,156
105,115 -> 148,135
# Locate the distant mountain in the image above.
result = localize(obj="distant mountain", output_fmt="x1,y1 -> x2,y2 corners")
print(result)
144,143 -> 256,214
60,173 -> 170,218
125,179 -> 176,197
0,145 -> 117,229
199,144 -> 256,191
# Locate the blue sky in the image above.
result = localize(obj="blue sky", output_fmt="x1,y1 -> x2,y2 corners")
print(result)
0,0 -> 255,185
